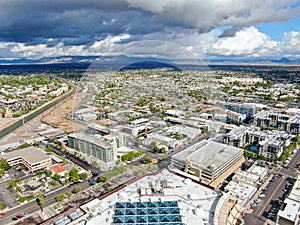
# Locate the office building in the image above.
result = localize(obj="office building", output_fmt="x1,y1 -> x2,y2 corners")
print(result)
171,140 -> 245,188
3,146 -> 52,173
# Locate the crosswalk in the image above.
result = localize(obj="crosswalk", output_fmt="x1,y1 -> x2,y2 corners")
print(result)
273,167 -> 298,179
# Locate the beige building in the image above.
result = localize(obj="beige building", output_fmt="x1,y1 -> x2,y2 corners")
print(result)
3,146 -> 52,173
171,140 -> 245,188
214,193 -> 244,225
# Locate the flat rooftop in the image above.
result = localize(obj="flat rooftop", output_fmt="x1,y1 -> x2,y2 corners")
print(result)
68,132 -> 111,148
278,198 -> 300,223
172,140 -> 243,171
224,180 -> 257,205
83,169 -> 220,225
3,146 -> 50,164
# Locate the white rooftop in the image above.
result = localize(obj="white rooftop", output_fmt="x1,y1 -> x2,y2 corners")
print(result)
278,198 -> 300,223
247,164 -> 268,178
85,169 -> 220,225
289,179 -> 300,203
172,140 -> 243,171
224,180 -> 257,205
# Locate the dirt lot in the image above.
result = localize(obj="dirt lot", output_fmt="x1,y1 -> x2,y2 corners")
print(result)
41,93 -> 86,133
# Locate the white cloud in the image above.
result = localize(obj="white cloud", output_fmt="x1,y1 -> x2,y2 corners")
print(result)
1,28 -> 300,59
212,27 -> 278,57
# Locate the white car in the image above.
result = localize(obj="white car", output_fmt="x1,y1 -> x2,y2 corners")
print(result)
259,194 -> 266,198
254,199 -> 261,203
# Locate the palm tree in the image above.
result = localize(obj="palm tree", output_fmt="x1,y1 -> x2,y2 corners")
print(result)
36,195 -> 45,212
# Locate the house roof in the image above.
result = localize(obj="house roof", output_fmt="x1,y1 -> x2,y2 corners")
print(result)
50,164 -> 67,174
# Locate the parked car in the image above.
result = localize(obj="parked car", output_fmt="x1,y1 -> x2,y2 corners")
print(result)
0,213 -> 5,217
88,178 -> 96,185
19,212 -> 27,217
259,194 -> 266,198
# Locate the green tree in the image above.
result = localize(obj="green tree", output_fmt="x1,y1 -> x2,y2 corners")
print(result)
18,196 -> 26,203
45,170 -> 52,177
0,168 -> 4,176
16,186 -> 21,192
143,157 -> 152,164
49,136 -> 57,142
67,192 -> 72,198
0,158 -> 10,170
79,173 -> 88,180
52,174 -> 61,181
0,201 -> 4,210
69,168 -> 79,183
150,142 -> 157,151
18,164 -> 26,170
36,170 -> 44,176
72,186 -> 82,194
55,194 -> 65,202
97,176 -> 108,183
19,143 -> 30,149
36,195 -> 45,212
45,146 -> 53,153
8,181 -> 17,189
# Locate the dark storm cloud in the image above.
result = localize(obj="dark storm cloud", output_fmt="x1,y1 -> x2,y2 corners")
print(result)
0,0 -> 300,59
219,26 -> 248,38
0,0 -> 152,43
1,0 -> 299,44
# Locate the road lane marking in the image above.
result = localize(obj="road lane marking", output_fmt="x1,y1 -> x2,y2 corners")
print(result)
258,178 -> 285,217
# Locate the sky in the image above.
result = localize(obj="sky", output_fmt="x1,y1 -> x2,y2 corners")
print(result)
0,0 -> 299,60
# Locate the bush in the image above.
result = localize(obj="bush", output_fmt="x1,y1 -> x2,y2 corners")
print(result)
142,157 -> 152,164
18,196 -> 26,203
72,187 -> 81,194
97,176 -> 108,183
0,201 -> 4,210
121,151 -> 144,162
55,194 -> 65,202
280,144 -> 296,162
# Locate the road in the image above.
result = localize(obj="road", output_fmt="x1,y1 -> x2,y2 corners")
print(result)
0,79 -> 76,141
0,181 -> 89,225
243,145 -> 300,225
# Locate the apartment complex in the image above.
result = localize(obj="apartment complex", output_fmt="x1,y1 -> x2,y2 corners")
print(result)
3,146 -> 52,173
224,102 -> 256,119
253,110 -> 300,134
68,132 -> 117,170
171,140 -> 245,188
224,126 -> 293,160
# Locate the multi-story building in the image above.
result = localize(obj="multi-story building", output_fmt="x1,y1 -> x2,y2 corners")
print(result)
224,103 -> 256,119
171,140 -> 245,188
68,132 -> 117,170
3,146 -> 52,173
224,163 -> 267,205
253,110 -> 300,134
224,126 -> 293,160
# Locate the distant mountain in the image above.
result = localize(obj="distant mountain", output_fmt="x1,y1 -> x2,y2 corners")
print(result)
0,55 -> 299,66
119,61 -> 181,71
